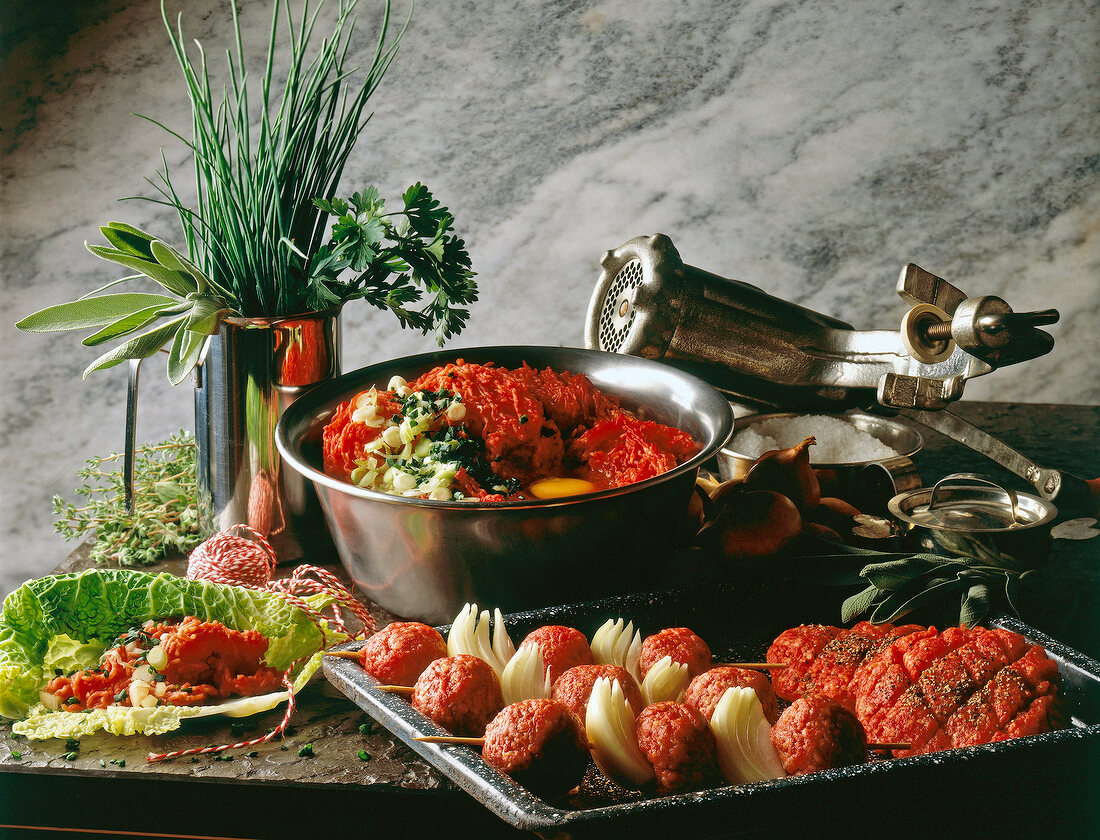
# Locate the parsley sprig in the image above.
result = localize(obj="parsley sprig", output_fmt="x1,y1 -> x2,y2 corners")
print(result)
300,185 -> 477,344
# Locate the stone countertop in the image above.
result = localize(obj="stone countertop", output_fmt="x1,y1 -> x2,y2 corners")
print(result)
1,401 -> 1097,840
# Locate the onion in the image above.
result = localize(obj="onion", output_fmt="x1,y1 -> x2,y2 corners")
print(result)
640,655 -> 690,705
500,643 -> 551,705
446,603 -> 515,678
590,618 -> 642,684
709,687 -> 787,784
701,490 -> 803,559
585,677 -> 654,788
39,690 -> 61,711
146,644 -> 168,671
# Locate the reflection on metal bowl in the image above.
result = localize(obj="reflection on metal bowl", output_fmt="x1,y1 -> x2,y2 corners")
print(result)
717,411 -> 924,512
276,346 -> 735,623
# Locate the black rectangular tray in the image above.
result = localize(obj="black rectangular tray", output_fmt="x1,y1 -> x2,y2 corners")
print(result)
323,578 -> 1100,839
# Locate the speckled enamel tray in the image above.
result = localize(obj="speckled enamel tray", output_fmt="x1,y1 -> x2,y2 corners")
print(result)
323,579 -> 1100,839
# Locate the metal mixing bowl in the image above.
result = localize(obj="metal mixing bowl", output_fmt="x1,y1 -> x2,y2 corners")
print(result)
276,346 -> 734,623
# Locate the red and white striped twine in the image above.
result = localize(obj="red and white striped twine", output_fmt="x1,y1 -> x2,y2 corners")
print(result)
148,525 -> 377,763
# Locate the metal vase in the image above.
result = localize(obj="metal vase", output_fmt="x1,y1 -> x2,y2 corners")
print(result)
193,309 -> 341,563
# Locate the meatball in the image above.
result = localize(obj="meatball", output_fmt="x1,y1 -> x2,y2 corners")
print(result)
411,655 -> 504,737
358,621 -> 447,687
482,699 -> 590,799
770,695 -> 867,776
552,664 -> 644,731
639,627 -> 712,680
520,625 -> 594,683
685,666 -> 779,724
635,701 -> 721,794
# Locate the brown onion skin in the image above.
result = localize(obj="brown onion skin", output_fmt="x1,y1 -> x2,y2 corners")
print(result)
741,436 -> 821,511
699,490 -> 803,559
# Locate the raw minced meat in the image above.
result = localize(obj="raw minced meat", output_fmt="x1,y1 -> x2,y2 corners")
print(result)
44,617 -> 283,711
322,359 -> 698,501
410,654 -> 504,737
358,621 -> 447,687
635,701 -> 721,794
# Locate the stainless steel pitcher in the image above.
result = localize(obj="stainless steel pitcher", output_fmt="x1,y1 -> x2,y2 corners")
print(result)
125,308 -> 343,564
192,309 -> 342,563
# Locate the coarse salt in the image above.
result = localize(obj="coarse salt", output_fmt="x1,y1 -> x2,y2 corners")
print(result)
729,415 -> 899,464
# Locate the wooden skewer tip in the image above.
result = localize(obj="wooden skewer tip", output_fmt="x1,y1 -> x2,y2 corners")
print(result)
323,649 -> 362,660
374,684 -> 415,696
414,735 -> 485,746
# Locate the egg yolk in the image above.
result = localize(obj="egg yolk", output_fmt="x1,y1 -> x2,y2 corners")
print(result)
528,477 -> 598,499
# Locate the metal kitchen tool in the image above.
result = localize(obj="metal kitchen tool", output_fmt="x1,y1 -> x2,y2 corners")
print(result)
585,234 -> 1098,514
901,409 -> 1100,515
585,233 -> 1057,412
888,472 -> 1058,568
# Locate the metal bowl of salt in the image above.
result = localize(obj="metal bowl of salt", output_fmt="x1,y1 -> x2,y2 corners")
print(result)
717,411 -> 924,510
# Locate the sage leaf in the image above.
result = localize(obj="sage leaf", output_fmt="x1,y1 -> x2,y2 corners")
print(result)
185,297 -> 228,335
869,577 -> 968,624
842,584 -> 881,623
99,222 -> 156,258
167,324 -> 206,386
861,556 -> 949,590
149,240 -> 211,293
960,583 -> 992,627
80,303 -> 182,346
85,244 -> 196,297
16,294 -> 178,333
83,315 -> 188,378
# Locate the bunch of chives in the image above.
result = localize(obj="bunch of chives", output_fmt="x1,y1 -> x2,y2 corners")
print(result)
145,0 -> 405,316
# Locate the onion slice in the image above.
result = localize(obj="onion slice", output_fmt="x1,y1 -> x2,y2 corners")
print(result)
640,655 -> 690,705
446,603 -> 516,678
590,618 -> 642,684
709,686 -> 787,784
500,643 -> 551,705
586,677 -> 654,789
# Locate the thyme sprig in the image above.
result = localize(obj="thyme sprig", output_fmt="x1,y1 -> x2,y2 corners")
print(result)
52,431 -> 202,567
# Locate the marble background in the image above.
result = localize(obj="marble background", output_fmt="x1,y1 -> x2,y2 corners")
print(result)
2,0 -> 1097,597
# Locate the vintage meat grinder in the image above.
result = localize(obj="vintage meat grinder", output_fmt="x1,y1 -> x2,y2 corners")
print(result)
584,233 -> 1095,514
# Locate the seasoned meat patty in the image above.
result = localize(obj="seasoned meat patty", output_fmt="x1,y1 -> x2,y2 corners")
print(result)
639,627 -> 712,680
770,695 -> 867,776
359,621 -> 447,687
635,701 -> 721,794
769,623 -> 1062,758
482,699 -> 590,799
411,655 -> 504,737
685,666 -> 779,724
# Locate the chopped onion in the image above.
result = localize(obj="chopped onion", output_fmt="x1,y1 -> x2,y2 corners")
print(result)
39,690 -> 61,711
640,655 -> 690,705
590,618 -> 642,684
709,687 -> 787,784
131,664 -> 154,685
128,680 -> 151,708
446,603 -> 515,678
586,677 -> 654,789
500,643 -> 551,705
146,644 -> 168,671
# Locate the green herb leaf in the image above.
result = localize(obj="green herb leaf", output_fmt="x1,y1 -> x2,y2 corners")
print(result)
80,302 -> 184,347
83,315 -> 188,378
85,244 -> 196,298
960,583 -> 992,627
841,584 -> 882,623
16,294 -> 179,333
